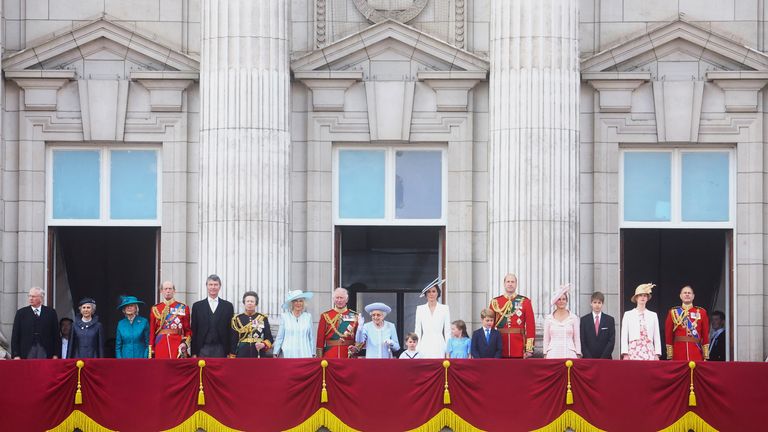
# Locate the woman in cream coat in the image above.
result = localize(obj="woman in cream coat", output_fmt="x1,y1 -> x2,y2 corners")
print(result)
620,283 -> 661,360
414,279 -> 451,358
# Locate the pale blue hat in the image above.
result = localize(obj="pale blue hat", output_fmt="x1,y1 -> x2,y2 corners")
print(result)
364,302 -> 391,314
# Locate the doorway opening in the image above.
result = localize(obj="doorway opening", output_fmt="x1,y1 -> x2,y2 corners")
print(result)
49,226 -> 159,357
336,225 -> 444,353
621,229 -> 732,359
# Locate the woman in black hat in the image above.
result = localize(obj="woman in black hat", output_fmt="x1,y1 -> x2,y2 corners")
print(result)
115,296 -> 149,358
68,297 -> 104,358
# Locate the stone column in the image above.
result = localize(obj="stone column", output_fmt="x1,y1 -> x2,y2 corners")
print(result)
488,0 -> 579,318
199,0 -> 291,315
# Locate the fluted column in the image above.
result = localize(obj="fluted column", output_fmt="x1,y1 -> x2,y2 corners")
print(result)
199,0 -> 290,315
488,0 -> 579,318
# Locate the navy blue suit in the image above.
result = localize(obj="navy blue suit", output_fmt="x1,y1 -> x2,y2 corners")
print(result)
471,327 -> 502,358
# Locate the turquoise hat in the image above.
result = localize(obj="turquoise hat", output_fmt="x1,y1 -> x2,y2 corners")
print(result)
116,295 -> 144,310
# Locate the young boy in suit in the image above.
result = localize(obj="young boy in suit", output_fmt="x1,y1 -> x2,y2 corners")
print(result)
471,308 -> 502,358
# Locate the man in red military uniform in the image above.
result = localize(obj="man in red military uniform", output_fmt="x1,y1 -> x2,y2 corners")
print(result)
317,287 -> 360,358
489,273 -> 535,358
149,281 -> 192,358
665,285 -> 709,361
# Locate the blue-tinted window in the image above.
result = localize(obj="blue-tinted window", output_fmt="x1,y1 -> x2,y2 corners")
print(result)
681,152 -> 729,221
624,152 -> 671,221
110,150 -> 158,219
339,150 -> 385,219
395,151 -> 442,219
52,151 -> 100,219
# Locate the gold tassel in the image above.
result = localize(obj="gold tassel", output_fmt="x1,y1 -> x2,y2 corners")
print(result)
565,360 -> 574,405
320,360 -> 329,403
74,360 -> 84,405
688,361 -> 697,407
442,360 -> 451,405
197,360 -> 206,406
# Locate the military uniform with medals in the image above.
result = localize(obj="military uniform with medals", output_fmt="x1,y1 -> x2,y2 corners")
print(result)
149,300 -> 191,358
316,307 -> 360,358
489,294 -> 535,358
665,305 -> 709,361
231,312 -> 273,358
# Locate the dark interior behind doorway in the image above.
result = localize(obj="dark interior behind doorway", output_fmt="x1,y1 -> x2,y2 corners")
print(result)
622,229 -> 728,359
53,226 -> 158,357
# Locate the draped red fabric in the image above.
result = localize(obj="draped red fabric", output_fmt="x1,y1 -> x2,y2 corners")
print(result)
1,358 -> 767,431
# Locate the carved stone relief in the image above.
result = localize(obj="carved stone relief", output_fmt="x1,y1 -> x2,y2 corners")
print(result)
352,0 -> 428,23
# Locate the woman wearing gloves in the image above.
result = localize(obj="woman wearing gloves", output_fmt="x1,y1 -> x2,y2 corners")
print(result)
355,302 -> 400,358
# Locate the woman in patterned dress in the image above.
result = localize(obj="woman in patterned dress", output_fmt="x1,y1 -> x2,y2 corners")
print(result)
620,283 -> 661,360
543,284 -> 582,359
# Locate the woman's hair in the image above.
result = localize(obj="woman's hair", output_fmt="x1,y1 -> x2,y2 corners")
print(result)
242,291 -> 259,304
452,320 -> 469,338
80,302 -> 96,313
405,332 -> 419,342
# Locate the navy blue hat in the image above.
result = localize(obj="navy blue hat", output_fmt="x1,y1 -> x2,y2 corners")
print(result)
78,297 -> 96,307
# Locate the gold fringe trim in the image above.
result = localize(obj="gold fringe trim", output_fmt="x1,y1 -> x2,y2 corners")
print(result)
283,407 -> 361,432
531,409 -> 605,432
47,410 -> 116,432
161,410 -> 242,432
406,408 -> 484,432
658,411 -> 719,432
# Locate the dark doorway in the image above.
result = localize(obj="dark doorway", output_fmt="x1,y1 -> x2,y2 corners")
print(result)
337,226 -> 443,352
621,229 -> 730,359
50,226 -> 159,357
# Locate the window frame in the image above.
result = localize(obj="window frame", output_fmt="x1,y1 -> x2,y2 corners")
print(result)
47,145 -> 162,226
620,147 -> 735,229
333,145 -> 447,226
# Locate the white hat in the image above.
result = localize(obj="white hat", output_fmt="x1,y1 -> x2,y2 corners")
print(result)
282,290 -> 313,310
364,302 -> 391,314
419,277 -> 447,298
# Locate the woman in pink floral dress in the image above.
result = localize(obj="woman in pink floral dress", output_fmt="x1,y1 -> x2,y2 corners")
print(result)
620,283 -> 661,360
543,284 -> 582,359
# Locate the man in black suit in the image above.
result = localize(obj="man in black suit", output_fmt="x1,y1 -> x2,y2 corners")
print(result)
11,287 -> 60,359
580,291 -> 615,359
191,275 -> 234,358
471,309 -> 502,358
708,310 -> 726,361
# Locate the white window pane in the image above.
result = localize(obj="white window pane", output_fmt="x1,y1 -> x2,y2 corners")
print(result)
110,150 -> 158,219
339,150 -> 385,219
624,152 -> 671,221
395,151 -> 442,219
53,150 -> 100,219
682,152 -> 729,222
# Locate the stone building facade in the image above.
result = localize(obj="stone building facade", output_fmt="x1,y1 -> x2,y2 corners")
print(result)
1,0 -> 766,361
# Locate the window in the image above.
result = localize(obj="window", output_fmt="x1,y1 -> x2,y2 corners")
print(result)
49,147 -> 160,225
335,147 -> 445,225
621,149 -> 733,227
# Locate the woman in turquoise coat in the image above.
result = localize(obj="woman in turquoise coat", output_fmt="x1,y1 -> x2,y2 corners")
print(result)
115,296 -> 150,358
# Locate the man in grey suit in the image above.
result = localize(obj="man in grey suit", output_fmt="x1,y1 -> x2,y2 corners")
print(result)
191,275 -> 235,358
580,291 -> 615,359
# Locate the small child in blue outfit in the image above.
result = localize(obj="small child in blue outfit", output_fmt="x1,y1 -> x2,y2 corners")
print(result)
445,320 -> 471,358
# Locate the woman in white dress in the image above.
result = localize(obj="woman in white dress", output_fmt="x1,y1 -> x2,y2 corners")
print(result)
273,290 -> 315,358
414,279 -> 451,359
543,284 -> 582,359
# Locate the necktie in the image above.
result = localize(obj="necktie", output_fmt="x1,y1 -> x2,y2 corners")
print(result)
34,308 -> 40,317
485,329 -> 490,343
594,315 -> 600,336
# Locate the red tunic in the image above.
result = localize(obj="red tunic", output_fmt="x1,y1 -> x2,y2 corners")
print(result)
665,305 -> 709,361
316,308 -> 359,358
489,294 -> 535,358
149,301 -> 192,359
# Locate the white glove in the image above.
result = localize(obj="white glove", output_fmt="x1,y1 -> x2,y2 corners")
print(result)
384,339 -> 394,347
357,315 -> 365,326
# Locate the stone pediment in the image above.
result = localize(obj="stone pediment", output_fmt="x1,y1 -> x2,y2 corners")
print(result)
581,19 -> 768,75
2,17 -> 199,75
291,19 -> 488,75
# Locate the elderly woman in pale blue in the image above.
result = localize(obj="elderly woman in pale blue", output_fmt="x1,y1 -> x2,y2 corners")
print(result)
273,290 -> 315,358
355,302 -> 400,358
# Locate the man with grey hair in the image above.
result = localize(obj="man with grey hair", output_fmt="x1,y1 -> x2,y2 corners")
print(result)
11,287 -> 60,359
316,287 -> 360,358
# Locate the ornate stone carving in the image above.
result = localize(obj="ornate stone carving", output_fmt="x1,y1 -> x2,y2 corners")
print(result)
315,0 -> 327,48
352,0 -> 428,23
454,0 -> 465,49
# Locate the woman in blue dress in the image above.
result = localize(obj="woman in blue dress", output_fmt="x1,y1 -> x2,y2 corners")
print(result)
356,302 -> 400,358
115,296 -> 150,358
68,298 -> 104,358
273,290 -> 315,358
